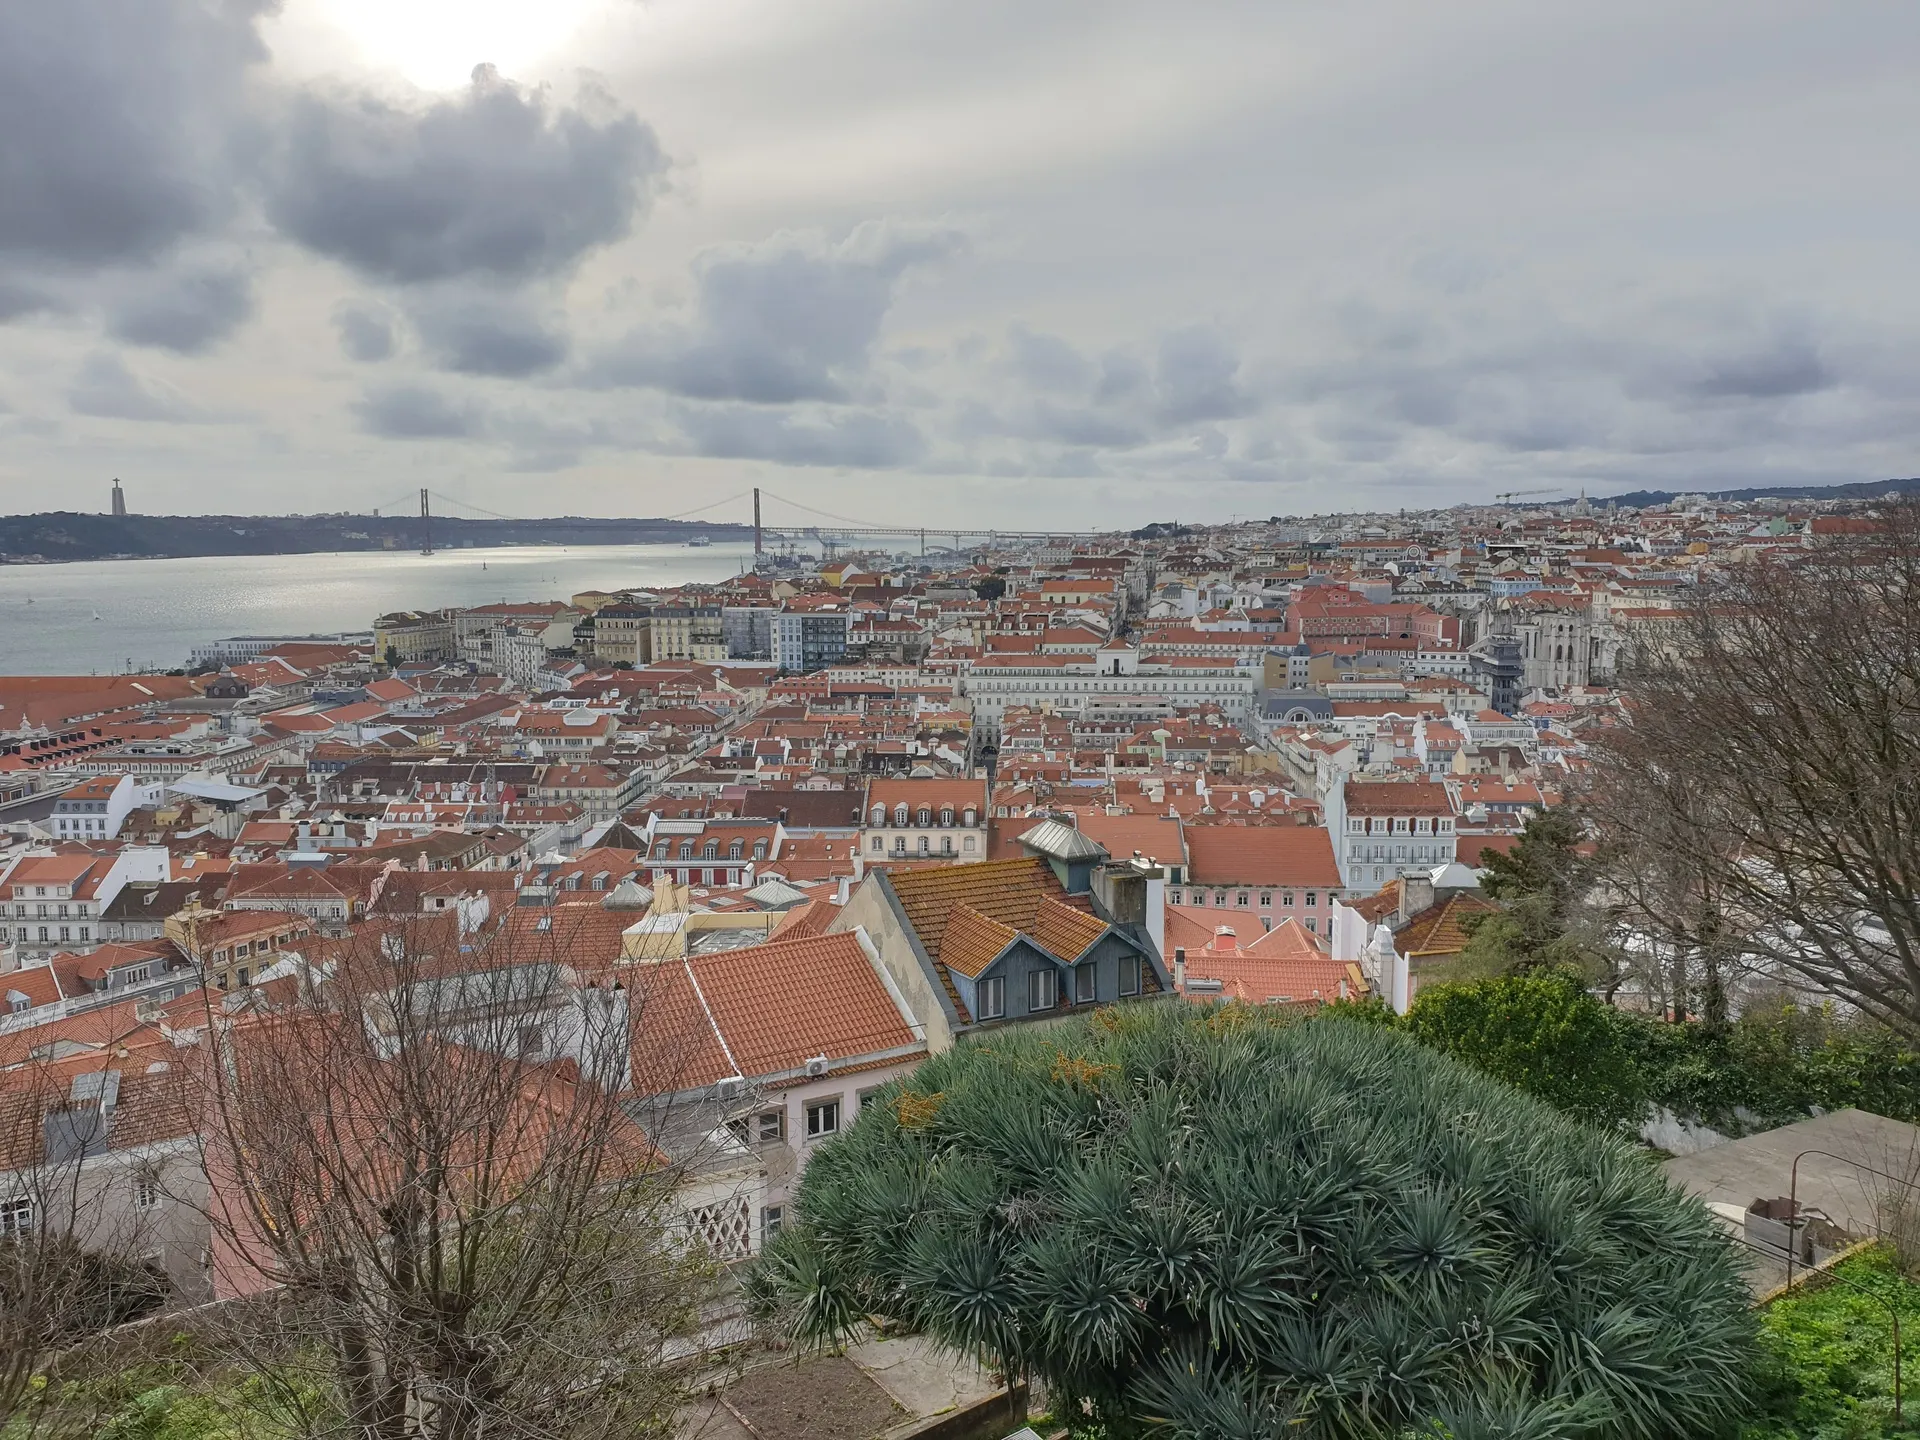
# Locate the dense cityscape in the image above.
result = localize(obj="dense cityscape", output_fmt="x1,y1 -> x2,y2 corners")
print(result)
4,482 -> 1919,1436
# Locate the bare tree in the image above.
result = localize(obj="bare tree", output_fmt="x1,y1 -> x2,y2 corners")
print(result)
0,1056 -> 170,1438
1588,503 -> 1920,1029
194,912 -> 723,1440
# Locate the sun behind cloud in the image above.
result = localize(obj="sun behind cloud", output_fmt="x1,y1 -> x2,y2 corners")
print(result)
301,0 -> 606,89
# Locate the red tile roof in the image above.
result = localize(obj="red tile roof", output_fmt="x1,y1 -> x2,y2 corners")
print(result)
1343,781 -> 1456,817
1029,896 -> 1107,962
627,931 -> 923,1093
1183,825 -> 1341,888
880,856 -> 1102,1021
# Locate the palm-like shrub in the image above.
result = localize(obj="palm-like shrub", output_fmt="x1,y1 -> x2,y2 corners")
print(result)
748,1005 -> 1756,1439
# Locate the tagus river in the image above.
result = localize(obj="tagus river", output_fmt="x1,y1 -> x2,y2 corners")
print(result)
0,543 -> 758,676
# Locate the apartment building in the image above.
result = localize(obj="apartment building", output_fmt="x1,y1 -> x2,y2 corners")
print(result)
1322,778 -> 1459,890
860,777 -> 988,863
651,606 -> 726,661
965,648 -> 1259,742
373,610 -> 454,664
771,609 -> 852,673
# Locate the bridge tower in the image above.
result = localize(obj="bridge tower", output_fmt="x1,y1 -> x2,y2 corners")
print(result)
419,488 -> 433,556
753,487 -> 762,556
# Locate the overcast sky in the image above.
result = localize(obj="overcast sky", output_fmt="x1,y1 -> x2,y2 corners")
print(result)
1,0 -> 1915,528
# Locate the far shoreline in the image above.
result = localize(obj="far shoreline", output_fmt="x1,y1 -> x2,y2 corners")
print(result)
0,539 -> 751,567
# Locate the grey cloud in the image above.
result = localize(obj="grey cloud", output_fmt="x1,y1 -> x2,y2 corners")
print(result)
1003,326 -> 1094,394
1692,335 -> 1832,399
1093,352 -> 1150,407
67,352 -> 202,423
268,67 -> 665,285
0,275 -> 62,323
107,259 -> 254,353
1271,293 -> 1880,488
591,220 -> 966,402
1152,327 -> 1252,424
0,0 -> 266,271
1023,404 -> 1148,449
957,324 -> 1251,453
412,295 -> 569,376
354,383 -> 486,439
672,403 -> 925,469
333,300 -> 398,362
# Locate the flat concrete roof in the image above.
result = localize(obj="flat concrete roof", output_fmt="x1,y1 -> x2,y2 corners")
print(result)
168,777 -> 262,804
1664,1109 -> 1920,1293
1664,1109 -> 1920,1231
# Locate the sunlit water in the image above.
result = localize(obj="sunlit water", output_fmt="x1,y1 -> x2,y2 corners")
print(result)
0,544 -> 757,675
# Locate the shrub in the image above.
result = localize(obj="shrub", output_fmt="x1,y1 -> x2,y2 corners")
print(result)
749,1005 -> 1756,1439
1404,968 -> 1647,1130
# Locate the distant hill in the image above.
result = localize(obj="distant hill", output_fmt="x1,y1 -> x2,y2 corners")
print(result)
1595,477 -> 1920,509
0,512 -> 751,563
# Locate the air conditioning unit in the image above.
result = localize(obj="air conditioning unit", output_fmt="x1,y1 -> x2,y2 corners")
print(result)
716,1076 -> 744,1101
804,1055 -> 830,1078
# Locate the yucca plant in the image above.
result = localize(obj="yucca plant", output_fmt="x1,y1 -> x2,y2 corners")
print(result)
746,1005 -> 1757,1439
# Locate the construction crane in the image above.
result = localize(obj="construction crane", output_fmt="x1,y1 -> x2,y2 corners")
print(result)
1492,488 -> 1555,505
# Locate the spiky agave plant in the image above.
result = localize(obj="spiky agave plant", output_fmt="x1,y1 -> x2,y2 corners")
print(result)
747,1005 -> 1756,1440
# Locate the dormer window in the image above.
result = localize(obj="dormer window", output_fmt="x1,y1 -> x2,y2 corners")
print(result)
728,841 -> 743,859
939,807 -> 954,827
702,841 -> 719,859
870,804 -> 885,826
678,841 -> 694,859
963,808 -> 976,827
894,803 -> 909,826
753,840 -> 768,860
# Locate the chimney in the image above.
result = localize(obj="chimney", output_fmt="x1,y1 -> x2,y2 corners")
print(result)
1211,925 -> 1236,954
1398,870 -> 1435,923
1173,946 -> 1186,991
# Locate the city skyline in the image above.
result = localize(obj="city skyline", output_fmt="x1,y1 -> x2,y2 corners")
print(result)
3,1 -> 1917,528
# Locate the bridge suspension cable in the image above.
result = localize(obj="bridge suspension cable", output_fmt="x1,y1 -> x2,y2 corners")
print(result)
756,489 -> 898,530
656,489 -> 753,522
428,491 -> 521,523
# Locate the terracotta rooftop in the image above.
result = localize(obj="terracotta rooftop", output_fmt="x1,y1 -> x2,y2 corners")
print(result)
1183,825 -> 1341,888
1030,895 -> 1108,962
1399,893 -> 1501,957
627,931 -> 923,1094
884,857 -> 1092,964
1343,781 -> 1456,817
939,904 -> 1021,979
881,857 -> 1101,1021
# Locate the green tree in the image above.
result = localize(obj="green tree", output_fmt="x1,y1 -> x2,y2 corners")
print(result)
1458,808 -> 1596,978
1404,968 -> 1647,1130
750,1005 -> 1753,1440
1478,807 -> 1589,919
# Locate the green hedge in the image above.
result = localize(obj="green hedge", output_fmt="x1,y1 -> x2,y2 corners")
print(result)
1330,978 -> 1920,1137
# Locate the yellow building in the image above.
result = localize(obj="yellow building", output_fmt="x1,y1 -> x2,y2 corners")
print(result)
593,605 -> 654,666
373,610 -> 454,664
649,605 -> 726,661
